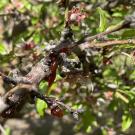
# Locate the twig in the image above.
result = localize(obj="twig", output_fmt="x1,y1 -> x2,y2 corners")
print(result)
0,72 -> 32,85
79,39 -> 135,50
30,90 -> 80,119
0,72 -> 17,85
77,20 -> 130,44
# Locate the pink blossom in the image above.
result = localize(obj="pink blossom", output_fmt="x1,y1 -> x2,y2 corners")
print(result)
68,7 -> 87,25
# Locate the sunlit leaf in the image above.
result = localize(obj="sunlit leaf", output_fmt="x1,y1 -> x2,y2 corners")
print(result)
5,127 -> 11,135
122,111 -> 132,131
97,7 -> 108,32
39,81 -> 48,93
115,91 -> 129,103
36,98 -> 48,117
0,44 -> 7,55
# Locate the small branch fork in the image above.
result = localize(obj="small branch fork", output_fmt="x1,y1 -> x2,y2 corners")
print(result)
0,7 -> 135,119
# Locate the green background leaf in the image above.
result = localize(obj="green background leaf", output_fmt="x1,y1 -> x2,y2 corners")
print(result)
36,98 -> 48,117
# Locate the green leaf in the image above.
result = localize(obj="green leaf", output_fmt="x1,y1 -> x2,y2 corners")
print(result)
122,29 -> 135,38
117,89 -> 135,100
5,127 -> 11,135
36,98 -> 48,117
82,110 -> 95,132
112,12 -> 123,17
115,91 -> 129,104
97,7 -> 108,32
122,111 -> 132,131
39,81 -> 48,93
108,100 -> 118,111
0,0 -> 9,10
0,44 -> 7,55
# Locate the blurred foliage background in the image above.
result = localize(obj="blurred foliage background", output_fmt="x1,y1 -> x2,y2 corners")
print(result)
0,0 -> 135,135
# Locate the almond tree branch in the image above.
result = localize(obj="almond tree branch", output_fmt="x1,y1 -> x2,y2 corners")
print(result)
0,13 -> 133,119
